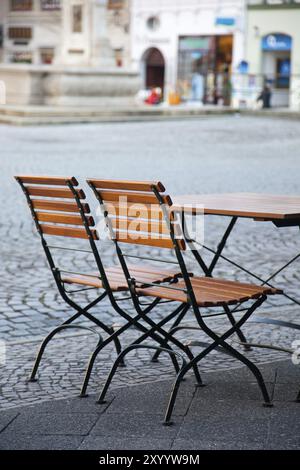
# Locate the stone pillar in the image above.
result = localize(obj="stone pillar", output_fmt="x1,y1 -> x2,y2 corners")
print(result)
90,0 -> 115,68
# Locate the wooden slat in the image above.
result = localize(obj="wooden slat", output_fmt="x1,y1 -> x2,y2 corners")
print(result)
15,175 -> 79,186
40,224 -> 98,240
137,275 -> 280,307
190,277 -> 281,295
104,201 -> 165,221
32,199 -> 90,213
103,269 -> 173,284
27,186 -> 85,199
138,285 -> 253,307
98,189 -> 172,205
36,212 -> 95,226
113,229 -> 185,250
88,179 -> 165,192
110,217 -> 171,235
60,273 -> 125,291
62,265 -> 184,292
107,264 -> 180,279
61,274 -> 103,288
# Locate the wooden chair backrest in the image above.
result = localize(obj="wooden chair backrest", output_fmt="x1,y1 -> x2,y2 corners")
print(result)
87,178 -> 185,250
15,175 -> 98,240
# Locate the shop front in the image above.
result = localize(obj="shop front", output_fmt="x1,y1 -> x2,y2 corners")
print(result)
246,1 -> 300,110
131,0 -> 246,106
261,33 -> 292,107
177,35 -> 233,104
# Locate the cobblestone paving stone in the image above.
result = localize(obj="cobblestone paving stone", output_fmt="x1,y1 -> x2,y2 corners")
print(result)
1,116 -> 300,409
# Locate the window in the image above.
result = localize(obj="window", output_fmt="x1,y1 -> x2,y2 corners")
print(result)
276,58 -> 291,89
114,48 -> 123,67
72,5 -> 83,33
10,51 -> 32,63
108,0 -> 124,9
10,0 -> 33,11
40,0 -> 61,10
0,26 -> 3,48
9,27 -> 32,40
40,47 -> 55,64
146,16 -> 160,31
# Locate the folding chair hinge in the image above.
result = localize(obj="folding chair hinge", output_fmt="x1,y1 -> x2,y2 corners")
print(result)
128,277 -> 136,292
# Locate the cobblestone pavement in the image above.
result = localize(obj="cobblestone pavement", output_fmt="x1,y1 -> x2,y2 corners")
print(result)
1,116 -> 300,409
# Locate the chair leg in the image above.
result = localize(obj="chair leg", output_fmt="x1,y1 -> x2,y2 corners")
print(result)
79,331 -> 128,397
164,298 -> 271,424
97,349 -> 129,404
223,306 -> 252,351
81,310 -> 125,366
29,327 -> 62,382
164,340 -> 218,424
80,341 -> 108,397
97,344 -> 185,405
151,306 -> 189,363
133,303 -> 203,385
29,322 -> 102,382
79,317 -> 181,397
164,369 -> 186,425
218,339 -> 272,406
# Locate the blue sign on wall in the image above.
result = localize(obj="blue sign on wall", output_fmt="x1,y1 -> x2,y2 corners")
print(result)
262,34 -> 292,51
215,17 -> 235,26
238,60 -> 249,74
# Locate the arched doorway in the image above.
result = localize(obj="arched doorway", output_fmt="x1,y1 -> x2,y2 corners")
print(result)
142,48 -> 165,95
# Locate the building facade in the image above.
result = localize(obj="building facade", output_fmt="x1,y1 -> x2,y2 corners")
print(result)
131,0 -> 246,104
0,1 -> 139,106
0,0 -> 62,65
0,0 -> 130,67
246,0 -> 300,109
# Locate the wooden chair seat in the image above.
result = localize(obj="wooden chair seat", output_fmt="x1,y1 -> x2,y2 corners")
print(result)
137,277 -> 282,308
61,265 -> 184,292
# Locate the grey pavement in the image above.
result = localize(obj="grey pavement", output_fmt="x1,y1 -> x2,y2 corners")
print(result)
0,116 -> 300,447
0,359 -> 299,450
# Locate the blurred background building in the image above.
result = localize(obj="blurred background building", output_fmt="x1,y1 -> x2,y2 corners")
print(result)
0,0 -> 138,106
0,0 -> 131,67
245,0 -> 300,109
0,0 -> 300,110
131,0 -> 246,106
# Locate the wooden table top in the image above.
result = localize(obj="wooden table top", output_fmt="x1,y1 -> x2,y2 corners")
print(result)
172,193 -> 300,221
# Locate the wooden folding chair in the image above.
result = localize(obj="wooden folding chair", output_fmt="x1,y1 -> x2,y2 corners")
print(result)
86,178 -> 282,424
15,175 -> 185,394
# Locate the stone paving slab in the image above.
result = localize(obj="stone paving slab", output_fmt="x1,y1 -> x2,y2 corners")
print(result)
0,359 -> 298,450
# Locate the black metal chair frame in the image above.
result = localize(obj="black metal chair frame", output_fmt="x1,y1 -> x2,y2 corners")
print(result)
17,176 -> 197,395
15,176 -> 129,386
80,181 -> 206,397
87,181 -> 276,424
